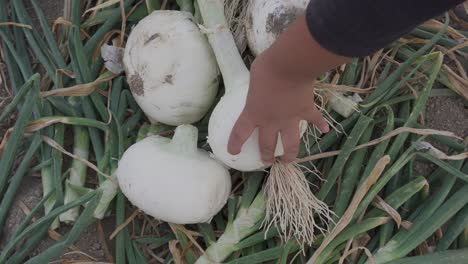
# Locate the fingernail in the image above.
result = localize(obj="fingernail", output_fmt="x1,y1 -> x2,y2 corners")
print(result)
228,148 -> 240,155
320,124 -> 330,133
227,144 -> 240,155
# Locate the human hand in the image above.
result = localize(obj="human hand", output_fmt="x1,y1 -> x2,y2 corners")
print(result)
227,54 -> 329,165
226,14 -> 350,165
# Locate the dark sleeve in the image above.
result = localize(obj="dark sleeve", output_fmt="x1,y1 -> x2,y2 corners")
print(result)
305,0 -> 464,57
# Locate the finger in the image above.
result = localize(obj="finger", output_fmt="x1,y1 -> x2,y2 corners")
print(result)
279,122 -> 301,163
306,107 -> 329,133
259,126 -> 279,165
227,112 -> 256,155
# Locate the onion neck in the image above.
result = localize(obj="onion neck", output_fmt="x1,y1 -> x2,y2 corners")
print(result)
197,0 -> 249,93
177,0 -> 194,13
170,125 -> 199,153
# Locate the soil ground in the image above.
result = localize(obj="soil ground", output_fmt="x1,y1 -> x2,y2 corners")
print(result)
0,0 -> 466,263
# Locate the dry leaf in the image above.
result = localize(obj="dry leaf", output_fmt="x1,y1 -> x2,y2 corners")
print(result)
401,220 -> 413,230
169,224 -> 205,257
339,246 -> 375,264
421,19 -> 466,40
109,209 -> 140,240
399,38 -> 429,44
42,136 -> 111,179
168,240 -> 184,264
53,17 -> 90,38
85,0 -> 120,13
442,64 -> 468,100
298,127 -> 462,163
314,82 -> 374,94
97,221 -> 115,263
0,22 -> 32,29
0,128 -> 13,158
413,141 -> 468,160
373,196 -> 402,228
41,73 -> 116,97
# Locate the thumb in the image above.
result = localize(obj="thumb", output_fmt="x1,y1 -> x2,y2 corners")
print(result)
227,112 -> 256,155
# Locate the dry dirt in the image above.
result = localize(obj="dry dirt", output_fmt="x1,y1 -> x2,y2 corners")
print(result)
0,0 -> 466,263
425,96 -> 467,138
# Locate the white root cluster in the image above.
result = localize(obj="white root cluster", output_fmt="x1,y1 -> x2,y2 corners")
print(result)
264,162 -> 334,246
224,0 -> 250,53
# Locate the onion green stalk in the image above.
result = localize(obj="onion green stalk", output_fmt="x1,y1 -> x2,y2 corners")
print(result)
94,177 -> 119,219
0,75 -> 36,123
0,74 -> 39,196
459,227 -> 468,249
29,0 -> 67,69
49,123 -> 65,230
0,191 -> 98,262
364,176 -> 428,219
385,249 -> 468,264
146,0 -> 161,13
436,204 -> 468,251
196,173 -> 265,263
371,183 -> 468,263
412,27 -> 468,53
11,0 -> 57,83
196,192 -> 266,263
62,18 -> 112,222
115,192 -> 126,264
385,52 -> 443,161
306,22 -> 448,155
379,101 -> 410,246
354,146 -> 416,220
225,240 -> 300,264
0,134 -> 41,236
59,126 -> 90,223
361,15 -> 448,108
8,224 -> 51,264
357,105 -> 394,186
313,217 -> 391,264
333,122 -> 374,218
0,30 -> 33,82
317,115 -> 373,200
84,0 -> 136,54
177,0 -> 194,13
24,191 -> 102,264
364,161 -> 464,263
0,0 -> 27,91
10,191 -> 54,244
38,102 -> 58,231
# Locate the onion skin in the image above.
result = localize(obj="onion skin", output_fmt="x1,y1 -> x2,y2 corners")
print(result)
208,82 -> 308,171
246,0 -> 308,56
123,11 -> 219,126
117,125 -> 231,224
